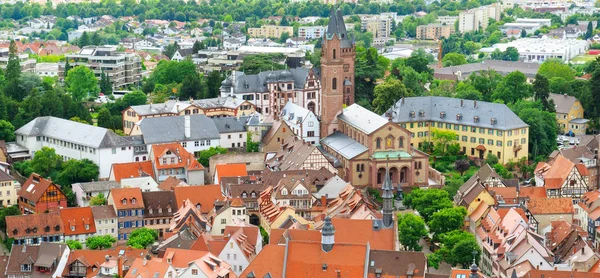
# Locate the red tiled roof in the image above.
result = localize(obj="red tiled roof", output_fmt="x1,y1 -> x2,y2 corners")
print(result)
152,143 -> 204,171
527,198 -> 574,215
60,207 -> 97,236
111,161 -> 155,183
163,248 -> 209,269
576,163 -> 590,176
524,269 -> 600,278
6,212 -> 63,238
110,188 -> 144,210
519,187 -> 548,199
240,245 -> 285,278
544,155 -> 575,189
17,173 -> 66,203
285,242 -> 367,277
173,185 -> 225,214
215,163 -> 248,182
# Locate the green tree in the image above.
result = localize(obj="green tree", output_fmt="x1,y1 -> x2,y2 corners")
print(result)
56,159 -> 99,185
432,129 -> 458,156
442,53 -> 467,67
454,83 -> 483,101
538,59 -> 575,81
279,32 -> 290,43
438,231 -> 481,267
428,207 -> 467,240
406,50 -> 433,74
97,108 -> 113,129
179,74 -> 203,100
405,188 -> 454,222
468,70 -> 503,102
246,132 -> 259,152
533,74 -> 552,111
591,63 -> 600,118
64,59 -> 72,77
89,193 -> 106,206
0,120 -> 15,141
509,100 -> 558,157
198,146 -> 227,167
280,16 -> 289,26
205,71 -> 224,98
67,240 -> 83,250
492,71 -> 530,104
485,153 -> 499,165
521,29 -> 527,38
0,205 -> 20,232
454,159 -> 470,176
192,40 -> 204,54
41,89 -> 64,117
86,235 -> 116,250
6,40 -> 20,81
150,60 -> 197,85
587,21 -> 594,39
397,213 -> 427,251
66,66 -> 99,101
31,147 -> 62,178
100,70 -> 112,95
127,227 -> 158,249
502,47 -> 520,61
163,42 -> 180,59
372,78 -> 411,114
122,90 -> 147,106
239,54 -> 286,74
77,31 -> 90,47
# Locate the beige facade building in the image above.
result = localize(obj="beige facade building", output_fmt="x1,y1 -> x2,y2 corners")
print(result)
60,46 -> 142,90
360,15 -> 392,38
247,25 -> 294,38
416,24 -> 455,40
0,170 -> 19,207
458,3 -> 502,33
0,48 -> 35,73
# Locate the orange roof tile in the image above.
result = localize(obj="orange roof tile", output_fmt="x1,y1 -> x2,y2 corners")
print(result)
240,245 -> 285,278
173,185 -> 225,214
576,163 -> 590,176
489,187 -> 518,204
524,269 -> 600,278
17,173 -> 66,203
125,258 -> 172,278
215,163 -> 248,182
59,207 -> 97,236
527,198 -> 574,215
519,187 -> 547,199
285,242 -> 367,277
110,188 -> 144,210
544,155 -> 575,189
163,248 -> 209,269
111,161 -> 155,183
151,143 -> 204,172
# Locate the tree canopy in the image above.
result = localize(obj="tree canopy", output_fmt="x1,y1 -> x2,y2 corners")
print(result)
398,213 -> 427,251
127,227 -> 158,249
86,235 -> 116,250
65,65 -> 99,101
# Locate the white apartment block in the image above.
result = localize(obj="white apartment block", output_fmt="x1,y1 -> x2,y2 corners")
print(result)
458,3 -> 502,33
483,37 -> 589,62
360,15 -> 392,38
298,26 -> 326,39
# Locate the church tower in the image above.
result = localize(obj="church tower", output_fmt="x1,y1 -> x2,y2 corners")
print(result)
382,164 -> 394,228
320,8 -> 356,137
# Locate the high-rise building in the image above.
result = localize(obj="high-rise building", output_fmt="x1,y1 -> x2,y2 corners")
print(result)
458,3 -> 502,33
247,25 -> 294,38
320,9 -> 356,137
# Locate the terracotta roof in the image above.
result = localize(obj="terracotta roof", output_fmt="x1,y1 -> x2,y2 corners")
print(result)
5,245 -> 40,276
125,257 -> 173,278
543,155 -> 575,189
519,187 -> 548,199
223,225 -> 260,247
215,163 -> 248,182
17,173 -> 65,203
230,197 -> 245,207
163,248 -> 209,269
527,198 -> 574,215
488,187 -> 518,204
240,244 -> 285,277
576,163 -> 590,176
151,143 -> 204,172
109,188 -> 144,210
90,205 -> 117,220
173,185 -> 225,214
524,269 -> 600,278
6,212 -> 63,239
111,161 -> 155,183
157,176 -> 186,191
367,250 -> 427,278
60,207 -> 97,236
285,241 -> 367,277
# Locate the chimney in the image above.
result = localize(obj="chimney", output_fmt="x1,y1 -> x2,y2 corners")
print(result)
461,99 -> 464,107
143,256 -> 148,266
321,195 -> 327,206
184,116 -> 191,138
474,100 -> 477,108
117,255 -> 124,278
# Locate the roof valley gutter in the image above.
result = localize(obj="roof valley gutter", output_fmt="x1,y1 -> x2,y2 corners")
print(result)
363,242 -> 370,278
282,237 -> 289,278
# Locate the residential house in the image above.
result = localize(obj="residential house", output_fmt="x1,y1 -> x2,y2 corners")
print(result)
322,104 -> 431,188
150,143 -> 205,185
142,191 -> 176,238
211,198 -> 249,235
526,197 -> 574,233
208,152 -> 265,177
125,257 -> 176,278
109,161 -> 155,183
546,220 -> 595,269
577,191 -> 600,248
0,169 -> 19,207
224,179 -> 263,224
157,176 -> 188,191
61,247 -> 149,278
107,188 -> 145,241
139,115 -> 220,156
217,225 -> 262,275
120,176 -> 160,192
170,251 -> 235,277
72,181 -> 120,207
16,117 -> 140,178
168,199 -> 211,237
247,25 -> 294,38
173,185 -> 226,216
265,136 -> 336,173
386,97 -> 529,164
550,145 -> 598,190
261,120 -> 294,153
549,93 -> 588,135
59,207 -> 97,246
6,213 -> 64,245
214,163 -> 248,184
213,117 -> 248,149
258,185 -> 312,233
171,48 -> 195,61
279,101 -> 320,144
90,205 -> 118,239
534,154 -> 589,199
17,173 -> 68,214
261,176 -> 315,219
5,243 -> 70,278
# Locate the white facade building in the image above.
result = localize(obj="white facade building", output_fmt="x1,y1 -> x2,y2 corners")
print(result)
483,37 -> 589,62
298,26 -> 326,39
458,3 -> 502,32
280,102 -> 320,145
91,205 -> 118,239
213,117 -> 248,149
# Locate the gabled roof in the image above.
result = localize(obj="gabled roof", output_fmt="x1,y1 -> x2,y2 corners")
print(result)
139,114 -> 219,144
285,241 -> 367,277
527,198 -> 574,215
320,131 -> 368,160
60,207 -> 97,236
212,117 -> 248,134
173,185 -> 225,214
158,176 -> 187,191
73,181 -> 120,193
266,136 -> 331,171
215,163 -> 248,182
367,250 -> 427,278
111,161 -> 155,183
280,101 -> 314,126
239,245 -> 285,278
338,104 -> 388,135
90,205 -> 117,220
261,120 -> 293,146
109,188 -> 144,210
542,155 -> 575,189
151,143 -> 204,171
549,93 -> 579,114
163,248 -> 208,269
17,173 -> 65,203
125,257 -> 173,278
142,191 -> 176,218
6,212 -> 63,239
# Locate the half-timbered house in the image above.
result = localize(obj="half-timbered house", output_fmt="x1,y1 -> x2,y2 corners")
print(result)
535,154 -> 589,201
17,173 -> 68,214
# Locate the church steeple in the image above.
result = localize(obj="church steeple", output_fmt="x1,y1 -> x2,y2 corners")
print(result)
321,216 -> 335,252
382,160 -> 394,228
326,8 -> 348,41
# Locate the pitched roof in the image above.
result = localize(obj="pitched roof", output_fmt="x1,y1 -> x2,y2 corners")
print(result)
15,116 -> 131,148
6,212 -> 63,239
320,131 -> 369,160
125,258 -> 172,278
73,181 -> 120,193
215,163 -> 248,182
5,245 -> 40,275
139,114 -> 220,144
519,186 -> 548,199
142,191 -> 176,218
239,244 -> 285,278
158,176 -> 187,191
163,248 -> 209,269
261,120 -> 292,145
221,68 -> 311,95
109,188 -> 144,210
173,185 -> 225,214
543,155 -> 575,189
338,104 -> 388,135
151,143 -> 204,171
17,173 -> 65,203
90,205 -> 117,220
367,250 -> 427,278
60,207 -> 97,236
111,161 -> 155,183
527,198 -> 574,215
435,60 -> 540,79
387,96 -> 528,131
285,241 -> 367,277
266,136 -> 330,171
549,93 -> 579,114
524,269 -> 600,278
0,169 -> 15,182
212,117 -> 248,134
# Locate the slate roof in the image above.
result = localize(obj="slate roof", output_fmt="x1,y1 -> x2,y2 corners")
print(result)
220,68 -> 310,95
193,96 -> 253,110
15,116 -> 134,148
212,117 -> 248,134
0,169 -> 14,182
549,93 -> 578,114
386,96 -> 529,131
434,60 -> 540,79
129,101 -> 193,116
339,104 -> 388,135
74,181 -> 119,193
325,9 -> 352,48
320,132 -> 368,160
280,102 -> 314,126
139,114 -> 220,144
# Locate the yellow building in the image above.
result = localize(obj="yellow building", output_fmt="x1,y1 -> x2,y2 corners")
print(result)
385,97 -> 529,164
247,25 -> 294,39
122,97 -> 255,135
549,93 -> 588,136
416,24 -> 455,40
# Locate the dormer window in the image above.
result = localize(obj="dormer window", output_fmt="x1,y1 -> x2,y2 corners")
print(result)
167,207 -> 172,213
55,225 -> 60,231
122,199 -> 127,205
12,229 -> 17,235
85,224 -> 90,230
456,114 -> 462,121
281,188 -> 288,195
474,116 -> 480,123
131,198 -> 136,204
158,208 -> 163,213
440,112 -> 446,119
242,192 -> 248,198
149,208 -> 153,214
418,110 -> 425,117
251,192 -> 256,198
44,226 -> 50,232
70,225 -> 75,232
491,118 -> 497,125
409,111 -> 415,118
